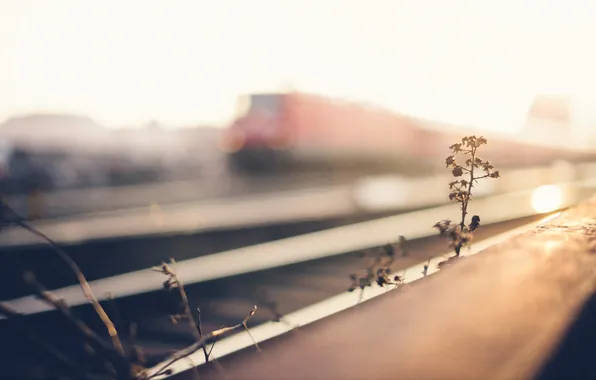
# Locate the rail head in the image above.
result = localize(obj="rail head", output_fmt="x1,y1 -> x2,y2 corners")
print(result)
180,193 -> 596,380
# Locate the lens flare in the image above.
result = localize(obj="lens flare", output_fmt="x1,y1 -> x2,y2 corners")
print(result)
531,185 -> 563,213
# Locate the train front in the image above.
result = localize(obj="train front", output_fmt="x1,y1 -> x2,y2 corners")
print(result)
220,93 -> 294,174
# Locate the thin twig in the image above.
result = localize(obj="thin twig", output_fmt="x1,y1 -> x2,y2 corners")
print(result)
4,201 -> 124,356
206,342 -> 216,358
146,305 -> 258,380
196,307 -> 211,362
23,271 -> 131,379
459,144 -> 477,229
167,259 -> 201,340
152,259 -> 210,363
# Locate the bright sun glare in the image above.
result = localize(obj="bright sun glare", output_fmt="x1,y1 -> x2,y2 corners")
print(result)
531,185 -> 563,214
2,1 -> 596,129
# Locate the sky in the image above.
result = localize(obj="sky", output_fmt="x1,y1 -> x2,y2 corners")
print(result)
2,0 -> 596,132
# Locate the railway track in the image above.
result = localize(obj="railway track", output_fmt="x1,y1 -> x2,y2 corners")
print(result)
0,214 -> 551,380
2,166 -> 596,379
0,212 -> 397,301
4,177 -> 591,302
1,161 -> 590,300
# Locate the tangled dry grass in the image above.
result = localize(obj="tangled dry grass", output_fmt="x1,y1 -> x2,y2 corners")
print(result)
0,197 -> 260,380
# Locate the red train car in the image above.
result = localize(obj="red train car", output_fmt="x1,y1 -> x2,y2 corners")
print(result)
221,92 -> 443,174
220,92 -> 596,175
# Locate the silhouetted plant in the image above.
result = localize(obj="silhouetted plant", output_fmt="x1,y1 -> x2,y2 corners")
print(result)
434,135 -> 500,257
348,237 -> 408,301
145,305 -> 259,380
152,259 -> 210,363
348,136 -> 501,297
0,197 -> 260,380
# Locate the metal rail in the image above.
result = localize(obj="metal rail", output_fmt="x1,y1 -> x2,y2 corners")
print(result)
3,177 -> 594,317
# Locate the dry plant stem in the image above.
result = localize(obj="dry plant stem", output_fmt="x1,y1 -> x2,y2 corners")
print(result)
168,260 -> 201,340
169,259 -> 208,361
13,217 -> 125,356
23,272 -> 132,379
147,305 -> 258,380
450,145 -> 475,256
156,259 -> 210,363
440,136 -> 499,257
352,244 -> 401,301
195,307 -> 211,362
454,146 -> 476,256
0,302 -> 93,380
207,341 -> 217,358
460,145 -> 476,230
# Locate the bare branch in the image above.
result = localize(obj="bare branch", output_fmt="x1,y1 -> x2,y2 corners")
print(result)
23,271 -> 131,379
152,259 -> 210,363
195,307 -> 211,362
2,200 -> 125,356
146,305 -> 259,380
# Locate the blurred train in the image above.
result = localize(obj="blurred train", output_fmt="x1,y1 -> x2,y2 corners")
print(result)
220,92 -> 596,176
